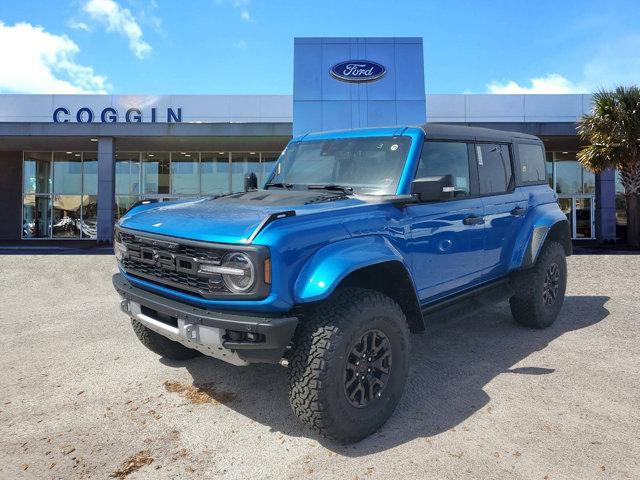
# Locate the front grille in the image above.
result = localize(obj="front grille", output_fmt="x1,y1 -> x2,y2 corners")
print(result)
118,230 -> 226,297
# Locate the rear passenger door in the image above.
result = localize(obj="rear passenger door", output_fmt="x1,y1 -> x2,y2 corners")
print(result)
476,143 -> 527,279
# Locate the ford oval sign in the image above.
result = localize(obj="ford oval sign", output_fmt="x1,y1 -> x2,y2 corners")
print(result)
330,60 -> 386,83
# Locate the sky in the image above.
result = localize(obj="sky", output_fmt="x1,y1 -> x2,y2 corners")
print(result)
0,0 -> 639,95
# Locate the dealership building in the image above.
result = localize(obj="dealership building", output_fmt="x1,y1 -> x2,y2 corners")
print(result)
0,37 -> 626,244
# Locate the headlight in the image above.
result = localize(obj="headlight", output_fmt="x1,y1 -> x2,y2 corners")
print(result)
219,252 -> 255,293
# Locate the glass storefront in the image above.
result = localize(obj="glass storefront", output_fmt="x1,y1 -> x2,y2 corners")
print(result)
22,147 -> 616,241
114,151 -> 280,220
22,152 -> 97,239
23,150 -> 282,239
547,151 -> 596,239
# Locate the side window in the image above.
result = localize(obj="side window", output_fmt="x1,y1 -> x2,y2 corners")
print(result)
417,142 -> 471,198
476,143 -> 513,195
517,143 -> 546,183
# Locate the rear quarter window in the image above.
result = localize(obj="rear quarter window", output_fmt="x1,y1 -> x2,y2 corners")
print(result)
517,143 -> 546,183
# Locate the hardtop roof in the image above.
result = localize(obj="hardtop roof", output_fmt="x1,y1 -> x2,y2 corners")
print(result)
419,123 -> 540,142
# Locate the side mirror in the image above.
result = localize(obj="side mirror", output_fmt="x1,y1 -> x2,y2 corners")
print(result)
410,175 -> 454,202
244,172 -> 258,192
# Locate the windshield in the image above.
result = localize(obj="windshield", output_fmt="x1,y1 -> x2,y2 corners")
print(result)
266,136 -> 412,195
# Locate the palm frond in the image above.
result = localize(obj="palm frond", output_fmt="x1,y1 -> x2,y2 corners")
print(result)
577,86 -> 640,174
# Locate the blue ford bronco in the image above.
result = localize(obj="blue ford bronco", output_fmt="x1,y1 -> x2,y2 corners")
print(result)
113,124 -> 571,443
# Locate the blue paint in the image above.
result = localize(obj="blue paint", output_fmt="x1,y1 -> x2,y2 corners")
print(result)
293,236 -> 412,303
125,108 -> 142,122
117,124 -> 568,316
51,106 -> 183,123
76,107 -> 94,123
101,107 -> 117,123
167,107 -> 182,122
52,107 -> 70,123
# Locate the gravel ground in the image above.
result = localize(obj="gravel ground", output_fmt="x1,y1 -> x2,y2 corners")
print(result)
0,252 -> 638,479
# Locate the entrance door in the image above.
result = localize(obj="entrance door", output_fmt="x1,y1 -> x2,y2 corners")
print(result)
574,196 -> 595,239
557,195 -> 595,239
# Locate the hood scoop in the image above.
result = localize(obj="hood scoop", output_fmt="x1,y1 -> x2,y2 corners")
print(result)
215,189 -> 350,206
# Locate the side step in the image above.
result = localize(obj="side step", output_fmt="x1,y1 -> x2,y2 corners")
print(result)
421,278 -> 515,323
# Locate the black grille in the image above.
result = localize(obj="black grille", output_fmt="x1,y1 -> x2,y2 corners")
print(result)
118,231 -> 226,297
120,231 -> 222,263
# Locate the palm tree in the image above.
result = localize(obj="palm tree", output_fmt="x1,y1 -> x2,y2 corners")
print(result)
577,86 -> 640,248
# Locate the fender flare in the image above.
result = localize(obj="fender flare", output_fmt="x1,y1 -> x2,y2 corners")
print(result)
509,204 -> 571,270
293,236 -> 415,304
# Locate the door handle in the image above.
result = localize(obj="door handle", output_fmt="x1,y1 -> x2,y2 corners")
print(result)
463,215 -> 484,225
510,207 -> 526,216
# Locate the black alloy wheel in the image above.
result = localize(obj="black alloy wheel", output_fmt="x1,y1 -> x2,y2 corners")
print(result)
343,329 -> 392,408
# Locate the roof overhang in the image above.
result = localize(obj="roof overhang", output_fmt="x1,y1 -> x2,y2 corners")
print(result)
0,122 -> 293,151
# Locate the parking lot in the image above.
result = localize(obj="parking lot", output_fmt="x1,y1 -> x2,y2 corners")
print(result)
1,251 -> 638,479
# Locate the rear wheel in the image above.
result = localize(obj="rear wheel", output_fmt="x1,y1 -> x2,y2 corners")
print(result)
131,320 -> 201,361
287,288 -> 410,444
510,241 -> 567,328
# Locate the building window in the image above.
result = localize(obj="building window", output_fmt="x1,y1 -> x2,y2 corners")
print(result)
23,149 -> 286,233
171,152 -> 200,195
545,151 -> 554,188
552,151 -> 595,194
22,151 -> 98,239
81,195 -> 98,238
22,195 -> 51,238
52,195 -> 82,237
23,152 -> 52,194
142,152 -> 170,194
231,152 -> 260,192
53,151 -> 83,195
201,152 -> 230,195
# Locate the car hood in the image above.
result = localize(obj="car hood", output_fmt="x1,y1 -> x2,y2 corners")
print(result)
120,189 -> 368,244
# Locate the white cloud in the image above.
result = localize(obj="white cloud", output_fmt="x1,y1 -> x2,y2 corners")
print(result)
487,74 -> 582,94
486,35 -> 640,94
236,39 -> 248,49
68,20 -> 91,32
0,21 -> 108,94
83,0 -> 151,58
215,0 -> 253,21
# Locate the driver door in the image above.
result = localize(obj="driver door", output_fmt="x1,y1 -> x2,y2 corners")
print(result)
406,141 -> 485,303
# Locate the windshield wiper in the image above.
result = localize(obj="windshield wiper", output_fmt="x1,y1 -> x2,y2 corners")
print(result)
307,184 -> 354,195
264,182 -> 293,190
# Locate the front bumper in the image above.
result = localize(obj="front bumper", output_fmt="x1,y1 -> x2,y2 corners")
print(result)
113,274 -> 298,365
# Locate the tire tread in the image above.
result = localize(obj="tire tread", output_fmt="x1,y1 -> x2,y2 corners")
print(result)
287,288 -> 408,442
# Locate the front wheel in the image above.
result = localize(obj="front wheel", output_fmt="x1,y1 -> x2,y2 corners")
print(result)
287,288 -> 410,444
510,241 -> 567,328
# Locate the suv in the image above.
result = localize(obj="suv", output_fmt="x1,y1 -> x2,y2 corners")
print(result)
113,124 -> 571,443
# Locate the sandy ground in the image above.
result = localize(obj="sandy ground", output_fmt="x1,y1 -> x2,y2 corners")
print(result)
0,252 -> 638,479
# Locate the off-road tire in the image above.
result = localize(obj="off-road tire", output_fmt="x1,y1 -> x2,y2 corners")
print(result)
287,288 -> 410,444
131,319 -> 201,361
510,241 -> 567,328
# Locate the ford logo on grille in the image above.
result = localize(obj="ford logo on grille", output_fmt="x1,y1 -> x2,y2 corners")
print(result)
330,60 -> 386,83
